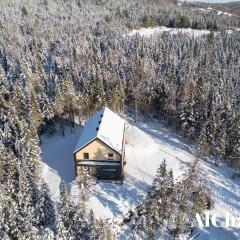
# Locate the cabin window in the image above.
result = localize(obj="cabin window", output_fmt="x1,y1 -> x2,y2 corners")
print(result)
102,169 -> 116,172
108,153 -> 114,160
83,152 -> 89,160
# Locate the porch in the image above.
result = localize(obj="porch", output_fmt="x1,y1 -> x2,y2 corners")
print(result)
77,160 -> 122,180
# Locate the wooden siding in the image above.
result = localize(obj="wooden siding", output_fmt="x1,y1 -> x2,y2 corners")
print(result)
75,138 -> 121,161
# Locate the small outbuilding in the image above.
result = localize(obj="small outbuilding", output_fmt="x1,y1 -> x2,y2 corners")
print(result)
73,107 -> 125,181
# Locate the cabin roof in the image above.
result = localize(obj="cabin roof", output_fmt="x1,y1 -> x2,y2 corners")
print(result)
74,107 -> 125,154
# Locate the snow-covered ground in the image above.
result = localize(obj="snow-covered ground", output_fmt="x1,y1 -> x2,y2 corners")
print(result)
127,25 -> 240,39
127,26 -> 211,38
40,125 -> 82,200
40,118 -> 240,239
197,7 -> 211,13
196,7 -> 232,17
217,10 -> 232,17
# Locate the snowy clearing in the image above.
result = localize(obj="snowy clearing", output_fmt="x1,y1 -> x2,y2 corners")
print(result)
217,10 -> 232,17
127,26 -> 211,38
41,125 -> 82,200
40,118 -> 240,239
197,8 -> 211,13
196,7 -> 232,17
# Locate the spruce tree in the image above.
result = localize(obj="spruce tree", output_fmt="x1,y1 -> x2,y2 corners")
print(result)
36,181 -> 56,227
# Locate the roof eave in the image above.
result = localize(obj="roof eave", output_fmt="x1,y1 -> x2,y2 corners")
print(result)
73,136 -> 123,155
73,137 -> 97,154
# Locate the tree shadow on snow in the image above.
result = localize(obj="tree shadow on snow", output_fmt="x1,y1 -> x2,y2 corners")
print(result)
128,117 -> 196,157
200,161 -> 240,211
40,119 -> 83,184
127,118 -> 240,212
94,174 -> 150,218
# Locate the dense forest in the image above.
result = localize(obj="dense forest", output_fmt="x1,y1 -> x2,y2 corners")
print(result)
0,0 -> 240,239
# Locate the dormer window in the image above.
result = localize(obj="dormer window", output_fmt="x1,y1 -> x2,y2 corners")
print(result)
108,153 -> 114,160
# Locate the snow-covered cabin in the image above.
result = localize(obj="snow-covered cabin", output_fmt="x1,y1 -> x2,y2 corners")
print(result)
74,107 -> 125,181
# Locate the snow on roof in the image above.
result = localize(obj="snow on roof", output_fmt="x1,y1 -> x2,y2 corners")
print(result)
74,107 -> 125,154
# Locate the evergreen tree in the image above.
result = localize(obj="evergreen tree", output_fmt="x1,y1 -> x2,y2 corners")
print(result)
228,114 -> 240,168
36,181 -> 56,226
30,93 -> 43,129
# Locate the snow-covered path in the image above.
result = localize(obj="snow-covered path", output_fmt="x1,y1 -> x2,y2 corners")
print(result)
40,118 -> 240,239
